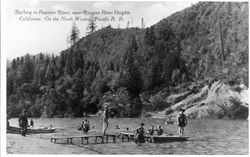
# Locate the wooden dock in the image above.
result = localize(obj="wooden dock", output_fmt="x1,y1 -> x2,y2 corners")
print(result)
51,134 -> 117,144
51,132 -> 189,144
120,131 -> 135,142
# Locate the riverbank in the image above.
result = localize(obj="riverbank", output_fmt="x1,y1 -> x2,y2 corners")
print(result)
148,81 -> 249,119
7,134 -> 96,154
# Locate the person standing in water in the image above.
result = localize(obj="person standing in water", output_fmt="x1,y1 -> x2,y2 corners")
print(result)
30,119 -> 34,127
177,109 -> 187,136
102,103 -> 109,136
135,123 -> 146,143
19,109 -> 29,136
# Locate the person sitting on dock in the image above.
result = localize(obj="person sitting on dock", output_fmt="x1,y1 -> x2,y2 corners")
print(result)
177,109 -> 187,136
78,121 -> 84,130
102,103 -> 109,136
135,123 -> 146,143
148,125 -> 154,135
18,109 -> 29,136
82,119 -> 90,133
156,125 -> 164,135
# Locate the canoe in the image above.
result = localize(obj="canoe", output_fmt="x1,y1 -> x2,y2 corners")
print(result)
7,126 -> 56,134
150,135 -> 189,143
165,121 -> 174,124
120,131 -> 189,143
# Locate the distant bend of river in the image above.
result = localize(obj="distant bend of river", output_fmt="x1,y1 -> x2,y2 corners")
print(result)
8,117 -> 248,155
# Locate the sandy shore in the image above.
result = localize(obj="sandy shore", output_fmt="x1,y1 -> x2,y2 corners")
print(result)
7,134 -> 96,154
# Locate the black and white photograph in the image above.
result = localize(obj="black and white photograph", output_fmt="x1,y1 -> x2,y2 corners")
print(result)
1,0 -> 249,155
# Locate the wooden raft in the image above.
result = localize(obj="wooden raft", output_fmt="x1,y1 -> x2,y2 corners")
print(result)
120,131 -> 135,142
51,134 -> 116,144
120,131 -> 189,143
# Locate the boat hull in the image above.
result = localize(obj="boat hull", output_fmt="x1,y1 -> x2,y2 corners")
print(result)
151,135 -> 188,143
120,131 -> 189,143
7,126 -> 55,134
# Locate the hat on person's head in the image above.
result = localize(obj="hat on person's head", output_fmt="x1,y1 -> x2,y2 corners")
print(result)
104,102 -> 109,108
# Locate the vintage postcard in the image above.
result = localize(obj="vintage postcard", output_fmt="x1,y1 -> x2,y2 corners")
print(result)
1,0 -> 249,155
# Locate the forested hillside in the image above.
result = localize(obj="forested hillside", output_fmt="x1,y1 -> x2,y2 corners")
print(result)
7,2 -> 248,118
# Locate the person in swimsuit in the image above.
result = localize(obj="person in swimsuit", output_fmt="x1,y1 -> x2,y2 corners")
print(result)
18,109 -> 29,136
177,109 -> 187,136
148,125 -> 154,135
30,119 -> 34,127
102,104 -> 109,136
156,125 -> 164,135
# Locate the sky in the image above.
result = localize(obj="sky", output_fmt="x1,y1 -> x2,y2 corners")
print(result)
6,0 -> 197,59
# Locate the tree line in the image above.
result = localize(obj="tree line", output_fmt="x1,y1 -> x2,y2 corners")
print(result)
7,2 -> 248,118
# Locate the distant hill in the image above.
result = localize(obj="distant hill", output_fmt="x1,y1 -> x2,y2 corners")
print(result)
154,2 -> 248,84
7,2 -> 248,118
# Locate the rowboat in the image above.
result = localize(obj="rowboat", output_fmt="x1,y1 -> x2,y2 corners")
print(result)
165,121 -> 174,124
120,131 -> 189,143
149,135 -> 189,143
7,126 -> 56,134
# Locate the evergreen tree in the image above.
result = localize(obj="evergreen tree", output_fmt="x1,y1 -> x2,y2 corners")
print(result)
86,15 -> 97,35
144,26 -> 156,46
11,59 -> 17,70
64,51 -> 74,76
161,51 -> 180,86
68,22 -> 80,45
21,54 -> 34,84
84,65 -> 97,91
120,35 -> 142,97
45,62 -> 56,88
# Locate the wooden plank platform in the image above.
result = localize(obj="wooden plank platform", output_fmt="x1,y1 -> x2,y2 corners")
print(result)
120,131 -> 135,142
51,134 -> 116,144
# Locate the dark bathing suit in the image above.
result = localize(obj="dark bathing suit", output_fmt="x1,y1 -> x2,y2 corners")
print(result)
178,114 -> 187,127
19,114 -> 28,136
136,127 -> 145,143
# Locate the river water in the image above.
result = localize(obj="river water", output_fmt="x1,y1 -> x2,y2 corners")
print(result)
8,117 -> 248,155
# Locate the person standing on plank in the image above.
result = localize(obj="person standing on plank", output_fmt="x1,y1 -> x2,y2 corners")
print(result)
30,119 -> 34,127
177,109 -> 187,136
102,103 -> 109,136
19,109 -> 29,136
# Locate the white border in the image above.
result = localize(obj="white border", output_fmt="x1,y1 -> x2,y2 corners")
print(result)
1,0 -> 249,157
